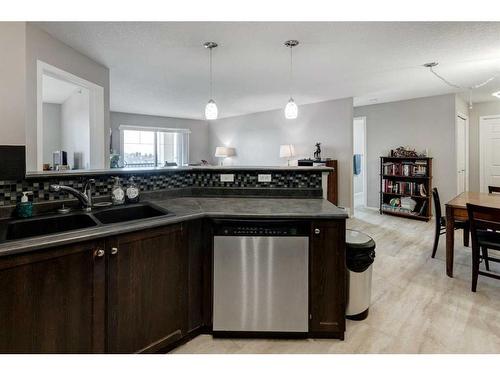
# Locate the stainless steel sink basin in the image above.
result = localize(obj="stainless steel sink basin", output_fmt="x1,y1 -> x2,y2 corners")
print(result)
92,202 -> 171,225
0,202 -> 172,244
0,213 -> 99,242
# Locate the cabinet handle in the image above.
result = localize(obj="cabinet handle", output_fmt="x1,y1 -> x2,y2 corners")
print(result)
95,249 -> 105,257
314,228 -> 321,235
111,247 -> 119,255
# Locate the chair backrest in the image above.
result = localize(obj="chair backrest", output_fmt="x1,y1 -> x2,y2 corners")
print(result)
432,188 -> 442,219
488,185 -> 500,194
467,203 -> 500,247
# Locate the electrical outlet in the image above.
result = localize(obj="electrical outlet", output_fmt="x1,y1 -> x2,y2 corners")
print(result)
220,174 -> 234,182
258,174 -> 272,182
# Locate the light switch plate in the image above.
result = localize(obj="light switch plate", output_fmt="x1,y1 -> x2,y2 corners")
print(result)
220,174 -> 234,182
258,174 -> 272,182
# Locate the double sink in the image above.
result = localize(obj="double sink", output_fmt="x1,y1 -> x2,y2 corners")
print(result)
0,202 -> 172,243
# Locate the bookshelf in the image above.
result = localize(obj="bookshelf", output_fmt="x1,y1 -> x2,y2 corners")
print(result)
380,156 -> 432,221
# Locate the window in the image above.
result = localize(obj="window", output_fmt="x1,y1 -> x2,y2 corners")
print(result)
120,126 -> 190,167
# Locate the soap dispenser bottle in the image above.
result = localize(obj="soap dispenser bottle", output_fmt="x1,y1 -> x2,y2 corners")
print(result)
111,177 -> 125,205
125,176 -> 140,204
17,191 -> 33,218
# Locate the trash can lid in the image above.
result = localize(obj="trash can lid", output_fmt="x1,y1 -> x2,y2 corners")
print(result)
346,229 -> 375,247
346,230 -> 376,272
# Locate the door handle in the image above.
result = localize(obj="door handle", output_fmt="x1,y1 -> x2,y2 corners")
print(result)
95,249 -> 105,257
314,228 -> 321,235
111,247 -> 119,255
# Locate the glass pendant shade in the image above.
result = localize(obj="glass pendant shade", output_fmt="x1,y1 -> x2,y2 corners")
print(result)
284,98 -> 298,119
205,99 -> 218,120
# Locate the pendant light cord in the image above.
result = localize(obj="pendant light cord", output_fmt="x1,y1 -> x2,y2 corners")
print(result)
428,64 -> 499,108
429,65 -> 498,90
209,47 -> 213,99
289,45 -> 293,98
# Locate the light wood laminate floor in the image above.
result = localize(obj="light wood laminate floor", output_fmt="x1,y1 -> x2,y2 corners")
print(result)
172,207 -> 500,354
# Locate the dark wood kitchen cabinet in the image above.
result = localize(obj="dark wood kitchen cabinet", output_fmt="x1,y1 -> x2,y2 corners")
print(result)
0,215 -> 347,353
0,240 -> 106,353
309,220 -> 346,339
105,224 -> 188,353
186,219 -> 210,333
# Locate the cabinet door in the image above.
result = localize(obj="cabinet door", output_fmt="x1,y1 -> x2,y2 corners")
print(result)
106,224 -> 188,353
309,220 -> 346,336
0,241 -> 106,353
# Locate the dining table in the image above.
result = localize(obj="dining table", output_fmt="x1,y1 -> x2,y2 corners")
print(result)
445,191 -> 500,277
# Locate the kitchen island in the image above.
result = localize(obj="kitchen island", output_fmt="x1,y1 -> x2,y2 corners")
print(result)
0,167 -> 346,353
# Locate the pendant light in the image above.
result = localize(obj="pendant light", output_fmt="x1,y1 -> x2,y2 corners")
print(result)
284,40 -> 299,119
204,41 -> 218,120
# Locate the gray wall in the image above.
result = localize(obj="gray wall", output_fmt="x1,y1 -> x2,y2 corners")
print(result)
110,112 -> 209,164
354,94 -> 457,208
42,103 -> 61,165
25,23 -> 110,171
61,90 -> 90,169
353,117 -> 365,195
208,97 -> 354,209
469,101 -> 500,191
0,22 -> 26,145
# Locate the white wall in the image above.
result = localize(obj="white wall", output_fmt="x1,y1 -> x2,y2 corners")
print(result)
110,112 -> 209,164
61,90 -> 90,169
0,22 -> 26,145
42,103 -> 62,165
354,94 -> 457,209
25,23 -> 110,171
208,97 -> 354,209
469,101 -> 500,191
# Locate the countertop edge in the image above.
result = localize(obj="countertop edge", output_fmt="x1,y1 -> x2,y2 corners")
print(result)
0,199 -> 348,257
25,165 -> 333,178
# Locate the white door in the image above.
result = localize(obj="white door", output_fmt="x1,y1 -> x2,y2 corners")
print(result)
481,116 -> 500,192
456,115 -> 467,194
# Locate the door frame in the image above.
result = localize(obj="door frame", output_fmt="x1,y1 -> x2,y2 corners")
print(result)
479,115 -> 500,192
455,112 -> 469,194
36,60 -> 105,171
353,116 -> 367,211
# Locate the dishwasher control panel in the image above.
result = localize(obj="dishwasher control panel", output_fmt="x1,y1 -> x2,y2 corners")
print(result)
213,220 -> 309,236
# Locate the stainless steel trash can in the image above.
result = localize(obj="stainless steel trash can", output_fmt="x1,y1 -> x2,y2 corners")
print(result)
346,229 -> 376,320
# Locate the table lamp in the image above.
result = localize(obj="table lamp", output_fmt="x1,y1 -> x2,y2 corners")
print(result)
215,146 -> 229,166
279,144 -> 295,166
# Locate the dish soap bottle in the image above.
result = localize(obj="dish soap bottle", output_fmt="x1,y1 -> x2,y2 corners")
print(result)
125,176 -> 140,203
111,177 -> 125,205
17,191 -> 33,218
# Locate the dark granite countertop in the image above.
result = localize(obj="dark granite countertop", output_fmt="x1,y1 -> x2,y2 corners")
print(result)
0,197 -> 347,257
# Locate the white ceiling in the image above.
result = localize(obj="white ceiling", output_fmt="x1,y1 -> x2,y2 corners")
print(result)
42,74 -> 81,104
34,22 -> 500,119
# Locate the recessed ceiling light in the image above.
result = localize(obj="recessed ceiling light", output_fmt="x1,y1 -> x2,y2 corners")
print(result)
492,91 -> 500,99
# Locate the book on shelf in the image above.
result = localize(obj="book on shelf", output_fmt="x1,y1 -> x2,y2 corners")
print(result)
418,200 -> 428,217
381,179 -> 427,196
382,160 -> 427,177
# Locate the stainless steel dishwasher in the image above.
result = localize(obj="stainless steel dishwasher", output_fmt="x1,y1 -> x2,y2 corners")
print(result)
213,220 -> 309,334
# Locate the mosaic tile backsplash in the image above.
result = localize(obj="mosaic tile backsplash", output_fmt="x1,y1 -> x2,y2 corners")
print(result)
0,170 -> 323,206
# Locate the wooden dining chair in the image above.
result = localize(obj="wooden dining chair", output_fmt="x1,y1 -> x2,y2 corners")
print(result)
431,188 -> 470,258
467,203 -> 500,292
488,186 -> 500,194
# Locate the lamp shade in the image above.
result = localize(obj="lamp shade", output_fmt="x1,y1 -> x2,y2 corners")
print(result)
284,98 -> 298,119
279,144 -> 295,158
205,99 -> 218,120
215,146 -> 229,158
